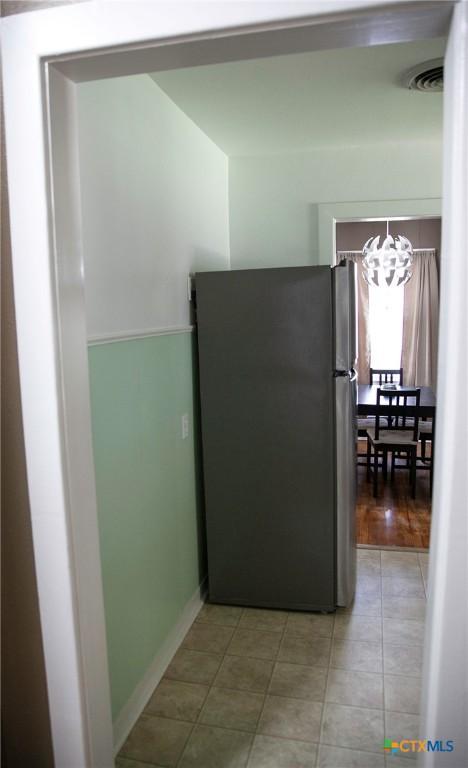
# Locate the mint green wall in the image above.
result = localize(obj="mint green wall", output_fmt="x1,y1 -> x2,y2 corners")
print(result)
77,73 -> 229,724
88,333 -> 204,719
228,140 -> 442,269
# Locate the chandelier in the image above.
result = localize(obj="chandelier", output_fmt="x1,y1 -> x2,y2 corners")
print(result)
362,221 -> 413,288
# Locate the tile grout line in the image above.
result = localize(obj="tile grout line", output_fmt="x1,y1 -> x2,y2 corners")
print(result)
118,753 -> 175,768
316,609 -> 336,767
383,551 -> 425,754
179,627 -> 401,701
380,549 -> 387,752
133,701 -> 424,742
175,633 -> 388,671
419,553 -> 429,600
358,544 -> 429,553
175,606 -> 245,768
125,551 -> 428,767
161,678 -> 336,707
187,607 -> 304,767
321,551 -> 385,757
168,646 -> 347,678
244,613 -> 290,767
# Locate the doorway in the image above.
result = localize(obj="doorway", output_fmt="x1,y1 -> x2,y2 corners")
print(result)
2,2 -> 467,765
336,216 -> 441,549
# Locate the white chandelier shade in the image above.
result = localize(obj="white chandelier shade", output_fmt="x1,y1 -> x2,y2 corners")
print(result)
362,233 -> 414,288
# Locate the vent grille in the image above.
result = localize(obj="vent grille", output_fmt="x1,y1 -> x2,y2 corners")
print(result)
404,59 -> 444,92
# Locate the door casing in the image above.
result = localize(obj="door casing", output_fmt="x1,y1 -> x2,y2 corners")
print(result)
1,2 -> 466,766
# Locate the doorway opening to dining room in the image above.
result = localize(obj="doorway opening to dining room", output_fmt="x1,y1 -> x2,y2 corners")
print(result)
336,215 -> 441,550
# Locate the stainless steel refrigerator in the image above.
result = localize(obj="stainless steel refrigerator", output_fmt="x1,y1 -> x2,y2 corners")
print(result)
195,262 -> 357,611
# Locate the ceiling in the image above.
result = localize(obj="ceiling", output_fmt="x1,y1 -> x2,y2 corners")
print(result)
150,38 -> 445,157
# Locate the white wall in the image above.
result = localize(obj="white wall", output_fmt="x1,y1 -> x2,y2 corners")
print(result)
77,74 -> 230,338
229,140 -> 442,269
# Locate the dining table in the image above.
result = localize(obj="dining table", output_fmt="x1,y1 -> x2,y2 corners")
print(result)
357,384 -> 436,419
356,384 -> 436,484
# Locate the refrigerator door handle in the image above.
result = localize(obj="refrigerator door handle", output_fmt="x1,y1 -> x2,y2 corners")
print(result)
335,374 -> 357,607
333,262 -> 357,372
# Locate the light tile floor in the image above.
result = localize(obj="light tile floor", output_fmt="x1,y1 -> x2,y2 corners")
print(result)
117,549 -> 429,768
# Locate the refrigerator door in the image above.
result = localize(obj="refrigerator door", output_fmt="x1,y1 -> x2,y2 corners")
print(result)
335,370 -> 357,606
334,261 -> 357,372
196,266 -> 336,611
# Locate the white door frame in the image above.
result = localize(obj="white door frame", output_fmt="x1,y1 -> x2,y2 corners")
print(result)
1,2 -> 465,766
420,6 -> 468,766
318,197 -> 443,265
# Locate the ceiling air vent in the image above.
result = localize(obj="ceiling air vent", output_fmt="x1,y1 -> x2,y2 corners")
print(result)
404,58 -> 444,92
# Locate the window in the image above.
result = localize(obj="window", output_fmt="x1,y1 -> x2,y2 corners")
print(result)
368,284 -> 404,368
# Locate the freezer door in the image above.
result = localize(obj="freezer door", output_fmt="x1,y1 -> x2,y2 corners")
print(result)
335,371 -> 357,607
334,261 -> 357,371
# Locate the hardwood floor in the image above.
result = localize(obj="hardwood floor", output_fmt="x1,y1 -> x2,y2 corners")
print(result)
356,440 -> 432,549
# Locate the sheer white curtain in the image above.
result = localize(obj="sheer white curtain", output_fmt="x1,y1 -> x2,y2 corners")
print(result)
338,253 -> 370,384
401,250 -> 439,388
368,284 -> 404,369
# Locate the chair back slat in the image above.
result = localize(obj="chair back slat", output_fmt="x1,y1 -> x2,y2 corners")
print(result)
375,388 -> 421,441
369,367 -> 404,385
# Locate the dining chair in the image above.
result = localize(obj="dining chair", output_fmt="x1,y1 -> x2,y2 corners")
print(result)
419,419 -> 434,491
366,387 -> 420,498
369,368 -> 404,385
357,367 -> 404,437
419,420 -> 433,459
387,389 -> 434,493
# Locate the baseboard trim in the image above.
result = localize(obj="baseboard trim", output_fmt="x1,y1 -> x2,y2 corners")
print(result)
113,578 -> 207,755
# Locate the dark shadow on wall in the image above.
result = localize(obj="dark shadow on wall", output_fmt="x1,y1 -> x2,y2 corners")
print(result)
1,122 -> 55,768
0,2 -> 75,763
190,325 -> 208,587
